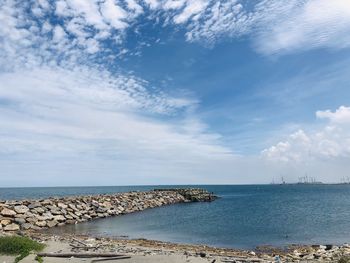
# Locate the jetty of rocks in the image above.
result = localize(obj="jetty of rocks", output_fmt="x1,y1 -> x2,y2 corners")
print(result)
0,188 -> 216,232
154,188 -> 217,202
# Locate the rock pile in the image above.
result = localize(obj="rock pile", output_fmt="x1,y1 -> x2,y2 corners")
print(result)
154,188 -> 217,202
283,244 -> 350,262
0,189 -> 212,232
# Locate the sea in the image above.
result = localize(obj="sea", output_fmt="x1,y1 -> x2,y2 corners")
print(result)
1,184 -> 350,249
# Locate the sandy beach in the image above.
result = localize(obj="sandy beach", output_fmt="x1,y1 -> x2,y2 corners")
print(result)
0,233 -> 225,263
2,231 -> 350,263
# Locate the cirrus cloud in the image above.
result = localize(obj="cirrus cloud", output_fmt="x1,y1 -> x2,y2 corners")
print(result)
0,0 -> 238,186
3,0 -> 350,63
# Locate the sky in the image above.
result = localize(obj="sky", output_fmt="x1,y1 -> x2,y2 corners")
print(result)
1,0 -> 350,186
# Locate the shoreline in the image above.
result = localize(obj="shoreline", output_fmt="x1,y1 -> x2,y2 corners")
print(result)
1,230 -> 349,262
1,188 -> 350,262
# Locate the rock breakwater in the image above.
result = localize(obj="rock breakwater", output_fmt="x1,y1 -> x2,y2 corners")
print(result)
154,188 -> 217,202
0,188 -> 215,232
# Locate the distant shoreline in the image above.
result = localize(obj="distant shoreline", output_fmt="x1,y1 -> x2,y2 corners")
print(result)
1,183 -> 350,201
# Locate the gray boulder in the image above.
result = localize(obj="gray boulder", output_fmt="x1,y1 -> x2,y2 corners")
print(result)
53,215 -> 66,222
1,208 -> 16,217
4,223 -> 20,231
57,203 -> 68,209
14,218 -> 26,225
28,202 -> 41,209
14,205 -> 29,214
47,220 -> 58,228
35,221 -> 47,227
1,219 -> 12,226
20,223 -> 33,230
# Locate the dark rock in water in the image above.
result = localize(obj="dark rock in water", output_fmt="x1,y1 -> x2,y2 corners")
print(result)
325,244 -> 333,250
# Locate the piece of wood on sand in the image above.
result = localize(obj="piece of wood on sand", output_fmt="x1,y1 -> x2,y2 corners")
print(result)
70,244 -> 101,249
91,256 -> 132,262
37,252 -> 131,259
72,238 -> 89,247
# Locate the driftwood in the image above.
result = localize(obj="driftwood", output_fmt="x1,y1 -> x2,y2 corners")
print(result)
221,259 -> 262,263
72,238 -> 89,246
91,256 -> 132,262
70,244 -> 101,249
69,238 -> 103,250
37,252 -> 128,258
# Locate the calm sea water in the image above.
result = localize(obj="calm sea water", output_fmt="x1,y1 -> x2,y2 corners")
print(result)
1,185 -> 350,249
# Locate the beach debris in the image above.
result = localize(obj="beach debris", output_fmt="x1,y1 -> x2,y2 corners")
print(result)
71,237 -> 90,246
22,231 -> 350,263
91,256 -> 132,262
197,251 -> 207,257
37,252 -> 130,258
274,255 -> 280,263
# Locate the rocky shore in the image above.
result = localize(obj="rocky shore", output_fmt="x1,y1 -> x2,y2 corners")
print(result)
1,189 -> 349,262
2,232 -> 349,263
0,188 -> 216,232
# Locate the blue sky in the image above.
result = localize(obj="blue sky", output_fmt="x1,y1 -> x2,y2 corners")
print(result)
1,0 -> 350,186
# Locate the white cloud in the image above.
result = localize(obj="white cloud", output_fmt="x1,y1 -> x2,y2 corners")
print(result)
38,0 -> 50,10
262,130 -> 311,162
84,38 -> 100,54
55,0 -> 70,16
175,0 -> 350,54
255,0 -> 350,54
316,106 -> 350,124
3,0 -> 350,60
163,0 -> 187,10
0,65 -> 233,167
65,0 -> 107,30
52,25 -> 66,43
0,0 -> 241,186
262,106 -> 350,162
100,0 -> 128,30
260,106 -> 350,183
184,1 -> 251,44
144,0 -> 160,9
173,0 -> 208,24
125,0 -> 144,15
